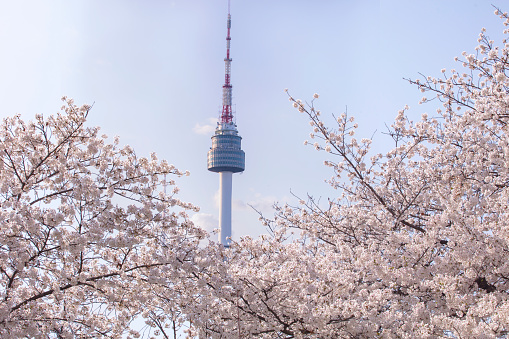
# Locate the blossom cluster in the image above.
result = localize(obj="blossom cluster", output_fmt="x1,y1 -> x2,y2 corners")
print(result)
0,98 -> 204,337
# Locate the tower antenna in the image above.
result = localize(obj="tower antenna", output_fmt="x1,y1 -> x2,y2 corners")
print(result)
221,0 -> 233,123
207,0 -> 245,247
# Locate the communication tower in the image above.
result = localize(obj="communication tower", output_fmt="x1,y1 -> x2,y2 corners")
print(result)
207,1 -> 245,247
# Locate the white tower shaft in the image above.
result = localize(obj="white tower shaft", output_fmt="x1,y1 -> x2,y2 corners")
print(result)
219,171 -> 233,246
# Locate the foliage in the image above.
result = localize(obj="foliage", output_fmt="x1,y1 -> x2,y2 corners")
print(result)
0,98 -> 204,337
178,8 -> 509,338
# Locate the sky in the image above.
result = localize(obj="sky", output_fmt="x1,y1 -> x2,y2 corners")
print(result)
0,0 -> 504,244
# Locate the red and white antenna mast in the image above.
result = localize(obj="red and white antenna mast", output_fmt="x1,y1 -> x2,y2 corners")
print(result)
221,0 -> 233,124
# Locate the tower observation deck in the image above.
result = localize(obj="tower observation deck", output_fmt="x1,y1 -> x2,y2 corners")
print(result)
207,122 -> 245,173
207,2 -> 245,247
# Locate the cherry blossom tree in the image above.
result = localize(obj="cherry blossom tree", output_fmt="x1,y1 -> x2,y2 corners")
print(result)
175,8 -> 509,338
0,98 -> 204,338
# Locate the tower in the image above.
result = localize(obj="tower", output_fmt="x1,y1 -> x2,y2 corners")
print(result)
207,1 -> 245,247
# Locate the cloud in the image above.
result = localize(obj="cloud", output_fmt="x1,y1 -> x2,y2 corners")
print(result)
245,193 -> 279,216
234,193 -> 281,218
213,189 -> 220,208
213,191 -> 271,213
232,199 -> 248,210
190,213 -> 218,233
193,118 -> 217,135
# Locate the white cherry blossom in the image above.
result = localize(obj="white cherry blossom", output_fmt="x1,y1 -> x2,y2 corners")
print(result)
0,100 -> 204,337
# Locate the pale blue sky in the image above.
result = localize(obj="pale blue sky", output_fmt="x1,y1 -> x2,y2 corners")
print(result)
0,0 -> 502,241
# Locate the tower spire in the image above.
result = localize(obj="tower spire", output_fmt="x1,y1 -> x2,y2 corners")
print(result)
207,1 -> 245,247
221,0 -> 233,123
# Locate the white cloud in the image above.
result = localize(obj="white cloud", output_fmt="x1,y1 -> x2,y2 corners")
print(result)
193,118 -> 217,135
213,189 -> 220,208
232,199 -> 248,210
213,191 -> 270,214
245,193 -> 279,216
190,212 -> 218,233
233,193 -> 281,219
